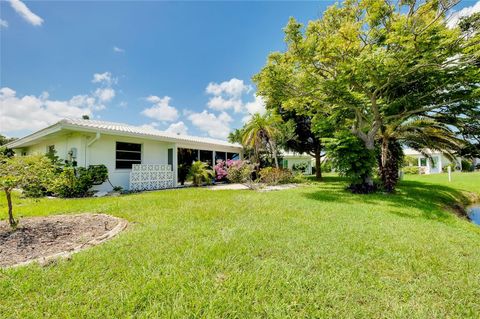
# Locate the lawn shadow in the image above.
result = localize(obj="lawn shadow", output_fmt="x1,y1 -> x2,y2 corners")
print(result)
303,177 -> 472,223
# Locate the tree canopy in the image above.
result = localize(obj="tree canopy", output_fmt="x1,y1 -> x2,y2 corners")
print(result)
254,0 -> 480,191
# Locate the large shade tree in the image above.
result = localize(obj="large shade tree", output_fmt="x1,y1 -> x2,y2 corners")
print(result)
254,0 -> 480,191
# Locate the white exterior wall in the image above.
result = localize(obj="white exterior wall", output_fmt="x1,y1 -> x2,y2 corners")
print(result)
405,152 -> 462,174
87,134 -> 175,191
19,133 -> 86,165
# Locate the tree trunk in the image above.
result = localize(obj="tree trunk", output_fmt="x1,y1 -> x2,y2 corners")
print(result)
363,137 -> 375,187
272,147 -> 279,168
379,137 -> 401,193
5,188 -> 16,228
314,145 -> 322,180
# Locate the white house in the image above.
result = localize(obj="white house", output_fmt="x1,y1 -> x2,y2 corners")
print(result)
281,151 -> 313,175
7,119 -> 243,191
403,148 -> 462,174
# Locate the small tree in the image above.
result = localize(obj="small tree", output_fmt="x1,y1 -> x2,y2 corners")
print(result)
0,155 -> 54,228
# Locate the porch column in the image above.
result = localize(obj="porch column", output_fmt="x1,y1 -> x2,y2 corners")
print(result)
173,144 -> 178,187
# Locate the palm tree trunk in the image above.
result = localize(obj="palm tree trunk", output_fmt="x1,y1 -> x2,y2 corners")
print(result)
379,137 -> 401,192
271,142 -> 279,168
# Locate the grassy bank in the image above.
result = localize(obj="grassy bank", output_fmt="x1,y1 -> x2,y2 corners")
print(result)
1,173 -> 479,318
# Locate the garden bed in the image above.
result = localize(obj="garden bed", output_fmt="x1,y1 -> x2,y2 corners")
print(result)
0,213 -> 127,268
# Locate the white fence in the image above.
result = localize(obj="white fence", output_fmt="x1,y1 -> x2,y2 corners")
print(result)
129,164 -> 174,191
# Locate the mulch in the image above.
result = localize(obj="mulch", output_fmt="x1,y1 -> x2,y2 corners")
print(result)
0,214 -> 126,268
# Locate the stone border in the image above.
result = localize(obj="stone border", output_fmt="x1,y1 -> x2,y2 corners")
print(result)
6,214 -> 128,269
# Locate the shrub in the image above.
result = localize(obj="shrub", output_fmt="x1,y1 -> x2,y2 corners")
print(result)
402,155 -> 418,167
227,160 -> 254,183
259,167 -> 294,185
292,162 -> 309,173
402,166 -> 419,174
214,160 -> 228,181
188,161 -> 214,186
461,159 -> 474,172
326,131 -> 376,184
442,163 -> 455,173
321,160 -> 333,173
51,165 -> 108,198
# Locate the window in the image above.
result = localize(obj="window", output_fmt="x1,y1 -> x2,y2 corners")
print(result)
283,159 -> 289,169
227,152 -> 239,160
200,150 -> 213,167
420,158 -> 427,167
215,151 -> 226,162
116,142 -> 141,169
47,145 -> 55,154
431,156 -> 438,169
168,148 -> 173,168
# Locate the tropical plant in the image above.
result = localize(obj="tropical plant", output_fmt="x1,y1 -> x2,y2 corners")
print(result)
378,117 -> 466,191
0,154 -> 54,228
241,113 -> 281,168
188,161 -> 214,186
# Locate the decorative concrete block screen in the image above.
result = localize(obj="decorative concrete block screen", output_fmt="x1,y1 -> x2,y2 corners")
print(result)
130,164 -> 174,191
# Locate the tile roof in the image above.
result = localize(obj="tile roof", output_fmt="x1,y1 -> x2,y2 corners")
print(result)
60,118 -> 241,148
9,118 -> 242,149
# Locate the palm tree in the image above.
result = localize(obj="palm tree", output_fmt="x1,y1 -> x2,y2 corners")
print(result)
241,113 -> 280,168
188,161 -> 214,186
379,117 -> 465,192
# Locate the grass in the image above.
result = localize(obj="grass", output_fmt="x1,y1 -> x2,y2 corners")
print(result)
1,172 -> 480,318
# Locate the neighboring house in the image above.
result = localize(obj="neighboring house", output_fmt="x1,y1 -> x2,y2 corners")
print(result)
7,119 -> 242,191
281,151 -> 313,175
403,148 -> 462,174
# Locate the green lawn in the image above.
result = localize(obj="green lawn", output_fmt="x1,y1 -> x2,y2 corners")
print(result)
1,173 -> 480,318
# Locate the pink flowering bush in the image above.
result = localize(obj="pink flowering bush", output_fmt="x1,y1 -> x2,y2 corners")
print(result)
214,159 -> 253,183
214,160 -> 228,181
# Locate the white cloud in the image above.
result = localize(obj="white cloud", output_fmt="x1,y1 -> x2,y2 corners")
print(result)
0,71 -> 118,134
207,96 -> 244,112
141,96 -> 179,122
8,0 -> 43,26
113,46 -> 125,53
0,88 -> 94,134
245,95 -> 266,116
94,87 -> 115,102
165,121 -> 188,135
206,78 -> 251,98
188,110 -> 233,139
0,19 -> 8,28
206,78 -> 252,113
447,1 -> 480,28
92,72 -> 116,86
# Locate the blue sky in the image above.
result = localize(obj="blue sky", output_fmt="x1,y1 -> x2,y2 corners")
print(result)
1,0 -> 479,139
